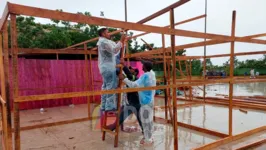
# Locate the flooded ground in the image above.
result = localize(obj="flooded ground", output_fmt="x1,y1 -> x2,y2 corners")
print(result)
1,82 -> 266,149
155,102 -> 266,135
194,82 -> 266,97
1,103 -> 220,150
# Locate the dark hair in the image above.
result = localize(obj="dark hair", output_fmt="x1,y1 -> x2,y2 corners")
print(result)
129,66 -> 132,70
134,69 -> 139,76
142,61 -> 153,72
98,28 -> 107,37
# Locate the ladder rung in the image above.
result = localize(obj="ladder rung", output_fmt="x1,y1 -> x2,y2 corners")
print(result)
102,128 -> 118,135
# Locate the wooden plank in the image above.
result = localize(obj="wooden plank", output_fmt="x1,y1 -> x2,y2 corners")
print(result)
170,9 -> 178,150
234,139 -> 266,150
16,117 -> 98,131
193,126 -> 266,150
1,103 -> 9,150
130,14 -> 206,39
127,40 -> 228,57
154,117 -> 228,138
7,2 -> 247,41
64,1 -> 191,50
6,3 -> 194,37
17,48 -> 98,55
11,14 -> 21,150
16,77 -> 266,103
228,11 -> 236,136
0,33 -> 6,100
3,21 -> 13,150
64,30 -> 122,50
11,14 -> 19,98
177,121 -> 228,138
84,44 -> 91,119
0,4 -> 9,31
162,34 -> 168,121
137,0 -> 190,24
141,38 -> 153,50
14,103 -> 20,150
242,33 -> 266,39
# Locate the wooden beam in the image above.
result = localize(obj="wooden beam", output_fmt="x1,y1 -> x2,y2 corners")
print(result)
0,4 -> 9,31
193,126 -> 266,150
140,38 -> 153,50
3,22 -> 13,150
17,48 -> 98,55
64,1 -> 190,50
242,33 -> 266,39
162,34 -> 168,121
14,77 -> 266,103
234,139 -> 266,150
84,44 -> 91,119
7,3 -> 241,41
127,40 -> 228,57
0,33 -> 6,100
154,117 -> 228,138
63,30 -> 122,50
228,11 -> 236,137
137,0 -> 190,24
170,9 -> 178,150
130,14 -> 206,39
0,33 -> 9,150
11,14 -> 21,150
16,117 -> 98,131
128,36 -> 266,57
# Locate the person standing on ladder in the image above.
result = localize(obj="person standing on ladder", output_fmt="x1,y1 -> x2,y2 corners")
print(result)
97,28 -> 126,112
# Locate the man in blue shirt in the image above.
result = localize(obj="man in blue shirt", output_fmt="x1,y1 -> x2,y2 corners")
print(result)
119,61 -> 156,146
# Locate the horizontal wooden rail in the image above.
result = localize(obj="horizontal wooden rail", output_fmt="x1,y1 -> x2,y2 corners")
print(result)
154,117 -> 228,138
17,48 -> 98,55
8,2 -> 263,43
130,14 -> 206,39
193,126 -> 266,150
12,116 -> 100,132
234,139 -> 266,150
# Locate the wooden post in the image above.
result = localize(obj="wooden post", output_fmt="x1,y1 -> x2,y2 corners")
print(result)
162,34 -> 168,120
89,54 -> 95,101
114,43 -> 126,147
229,11 -> 236,136
3,21 -> 13,150
84,44 -> 91,119
11,14 -> 20,150
1,32 -> 9,150
170,8 -> 178,150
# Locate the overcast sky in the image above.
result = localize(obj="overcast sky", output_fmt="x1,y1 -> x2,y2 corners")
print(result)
1,0 -> 266,65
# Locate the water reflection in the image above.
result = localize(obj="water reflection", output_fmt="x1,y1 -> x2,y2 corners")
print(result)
196,82 -> 266,97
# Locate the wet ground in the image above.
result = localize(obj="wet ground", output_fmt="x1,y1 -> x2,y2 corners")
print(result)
1,82 -> 266,150
195,82 -> 266,97
155,102 -> 266,135
2,103 -> 220,150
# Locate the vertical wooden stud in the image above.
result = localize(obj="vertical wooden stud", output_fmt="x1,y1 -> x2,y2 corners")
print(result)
170,8 -> 178,150
229,11 -> 236,136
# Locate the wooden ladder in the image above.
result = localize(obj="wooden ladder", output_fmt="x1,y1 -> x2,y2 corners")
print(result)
101,44 -> 125,147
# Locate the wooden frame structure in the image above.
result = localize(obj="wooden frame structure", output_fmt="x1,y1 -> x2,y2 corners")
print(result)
1,1 -> 266,150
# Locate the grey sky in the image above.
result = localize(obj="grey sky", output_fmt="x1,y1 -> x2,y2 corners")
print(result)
1,0 -> 265,65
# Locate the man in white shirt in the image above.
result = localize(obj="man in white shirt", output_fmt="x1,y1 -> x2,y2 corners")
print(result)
97,28 -> 126,111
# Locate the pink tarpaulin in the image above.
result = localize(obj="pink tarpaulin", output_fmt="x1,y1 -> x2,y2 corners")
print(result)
8,58 -> 141,110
